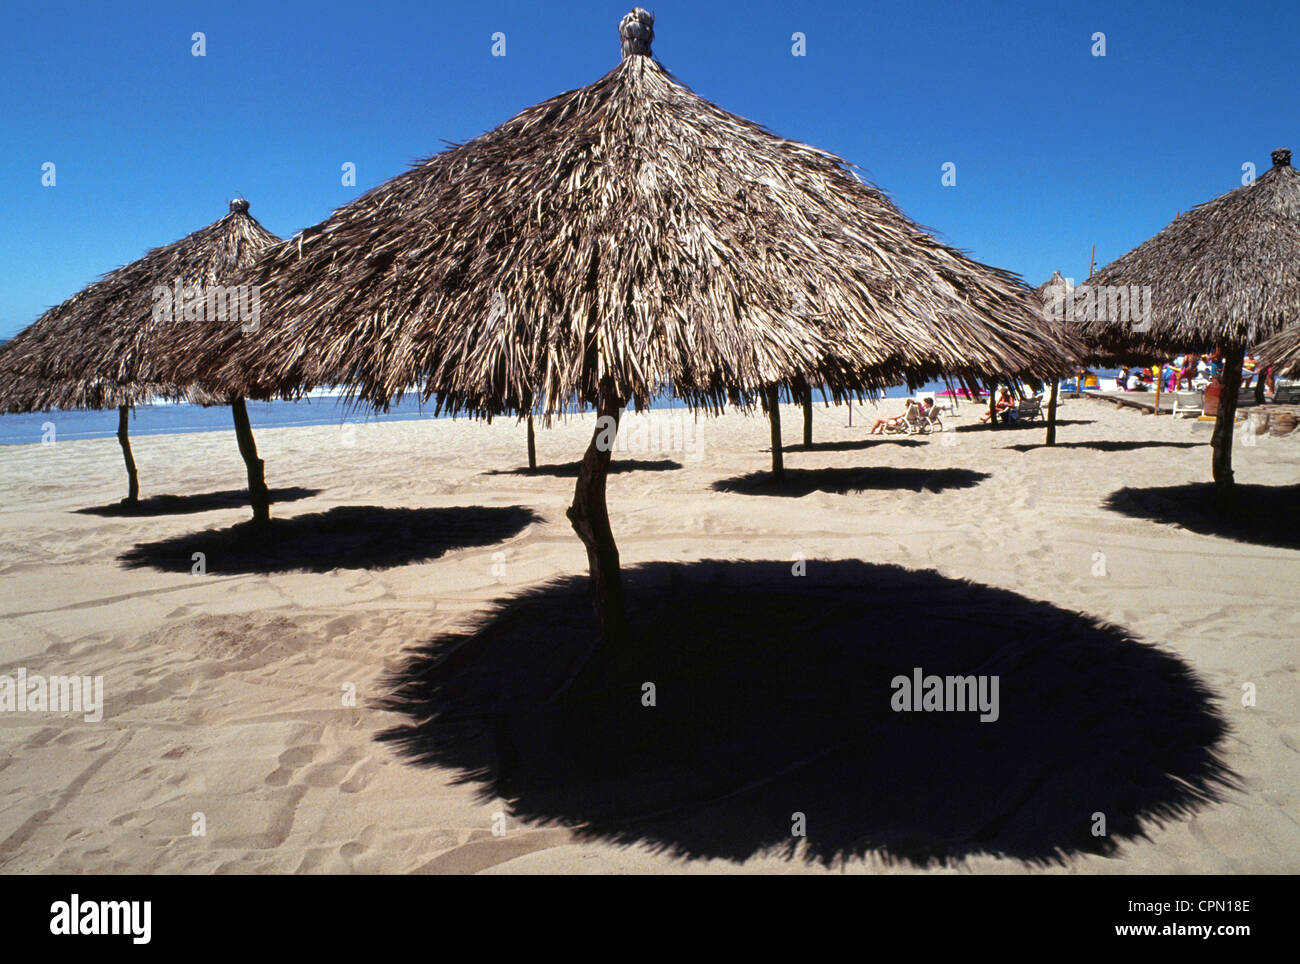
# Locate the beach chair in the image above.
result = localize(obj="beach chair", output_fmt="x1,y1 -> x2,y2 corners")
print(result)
1014,397 -> 1044,421
917,391 -> 957,417
883,399 -> 937,435
1171,391 -> 1203,417
1273,384 -> 1300,405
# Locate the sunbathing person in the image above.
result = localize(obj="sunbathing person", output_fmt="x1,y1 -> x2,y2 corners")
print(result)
979,388 -> 1015,423
870,397 -> 929,434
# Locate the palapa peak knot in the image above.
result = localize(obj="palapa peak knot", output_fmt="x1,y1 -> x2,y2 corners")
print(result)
229,198 -> 250,214
1272,148 -> 1291,168
619,8 -> 654,59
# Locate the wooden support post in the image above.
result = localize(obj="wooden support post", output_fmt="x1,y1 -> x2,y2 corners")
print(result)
231,397 -> 271,525
767,386 -> 784,481
117,404 -> 140,504
1045,379 -> 1059,446
1211,346 -> 1245,498
526,415 -> 537,471
988,382 -> 999,429
566,384 -> 628,643
800,384 -> 813,446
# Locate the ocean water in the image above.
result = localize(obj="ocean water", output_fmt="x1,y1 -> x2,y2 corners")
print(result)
0,377 -> 1101,447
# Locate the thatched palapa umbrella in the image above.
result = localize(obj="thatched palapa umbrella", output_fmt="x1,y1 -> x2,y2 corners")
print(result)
1257,323 -> 1300,376
173,10 -> 1070,641
0,200 -> 280,521
1075,148 -> 1300,492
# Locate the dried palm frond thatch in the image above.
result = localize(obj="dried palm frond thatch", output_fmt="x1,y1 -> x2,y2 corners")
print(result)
1257,323 -> 1300,375
1073,149 -> 1300,491
164,10 -> 1074,641
0,200 -> 281,516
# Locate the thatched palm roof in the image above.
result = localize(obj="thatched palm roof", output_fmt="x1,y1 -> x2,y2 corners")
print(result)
1034,271 -> 1090,356
168,12 -> 1069,415
0,200 -> 280,412
1257,323 -> 1300,375
1076,149 -> 1300,357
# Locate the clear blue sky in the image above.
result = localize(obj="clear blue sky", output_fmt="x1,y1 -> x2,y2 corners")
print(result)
2,0 -> 1296,339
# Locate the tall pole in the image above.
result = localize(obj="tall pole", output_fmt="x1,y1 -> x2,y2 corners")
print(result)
801,384 -> 813,446
1211,345 -> 1245,499
567,382 -> 628,643
526,415 -> 537,471
1045,379 -> 1059,446
231,397 -> 271,525
116,404 -> 140,504
767,385 -> 784,481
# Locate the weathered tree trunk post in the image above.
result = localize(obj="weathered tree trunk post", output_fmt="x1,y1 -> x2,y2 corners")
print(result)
1211,345 -> 1245,498
526,415 -> 537,471
231,397 -> 271,526
767,385 -> 784,481
987,381 -> 999,430
567,383 -> 628,643
1152,364 -> 1163,415
800,384 -> 813,446
1254,372 -> 1267,405
1045,379 -> 1060,446
117,404 -> 140,504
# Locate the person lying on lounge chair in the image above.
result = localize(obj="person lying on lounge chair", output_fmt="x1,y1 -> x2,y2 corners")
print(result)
870,397 -> 930,434
979,388 -> 1015,423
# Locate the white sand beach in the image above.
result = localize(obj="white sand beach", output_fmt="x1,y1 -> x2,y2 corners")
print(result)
0,398 -> 1297,873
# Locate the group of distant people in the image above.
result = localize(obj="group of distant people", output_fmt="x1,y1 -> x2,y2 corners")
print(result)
1117,349 -> 1276,396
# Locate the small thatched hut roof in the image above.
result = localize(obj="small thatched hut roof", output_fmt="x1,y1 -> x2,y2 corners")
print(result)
0,200 -> 280,412
168,10 -> 1069,415
1075,149 -> 1300,358
1257,323 -> 1300,375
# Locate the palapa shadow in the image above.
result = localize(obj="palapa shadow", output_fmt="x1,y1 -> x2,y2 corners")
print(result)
711,467 -> 988,497
783,439 -> 923,453
77,487 -> 320,517
953,418 -> 1095,433
486,459 -> 683,477
1105,483 -> 1300,550
119,505 -> 541,574
376,559 -> 1235,867
1007,441 -> 1202,454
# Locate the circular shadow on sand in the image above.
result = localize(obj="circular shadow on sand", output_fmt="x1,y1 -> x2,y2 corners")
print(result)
77,486 -> 320,517
712,467 -> 988,497
120,505 -> 542,574
486,459 -> 682,477
377,559 -> 1234,867
1105,483 -> 1300,550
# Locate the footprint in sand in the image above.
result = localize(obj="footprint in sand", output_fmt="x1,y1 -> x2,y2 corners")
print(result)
300,746 -> 369,789
265,744 -> 322,787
